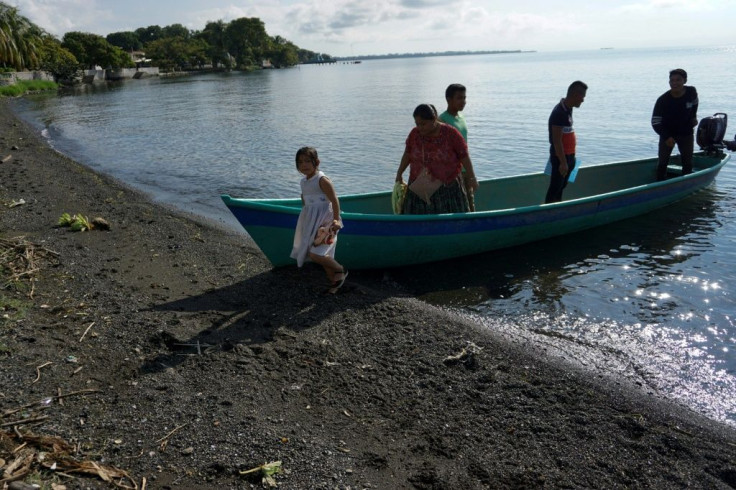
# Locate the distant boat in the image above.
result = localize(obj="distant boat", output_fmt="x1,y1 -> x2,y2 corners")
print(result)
222,152 -> 730,269
601,47 -> 614,50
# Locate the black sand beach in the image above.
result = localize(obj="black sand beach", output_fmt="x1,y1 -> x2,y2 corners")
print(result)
1,98 -> 736,489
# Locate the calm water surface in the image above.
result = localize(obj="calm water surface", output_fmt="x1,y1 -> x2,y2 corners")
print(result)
12,46 -> 736,425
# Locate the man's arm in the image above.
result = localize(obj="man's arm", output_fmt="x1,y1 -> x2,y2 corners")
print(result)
690,87 -> 699,128
651,97 -> 668,138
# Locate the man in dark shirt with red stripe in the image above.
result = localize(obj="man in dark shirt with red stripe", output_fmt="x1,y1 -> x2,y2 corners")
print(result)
651,68 -> 698,181
546,80 -> 588,203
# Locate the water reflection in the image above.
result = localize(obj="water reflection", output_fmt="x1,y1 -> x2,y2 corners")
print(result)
382,190 -> 718,307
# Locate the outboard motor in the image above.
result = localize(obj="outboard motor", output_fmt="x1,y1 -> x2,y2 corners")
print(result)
697,113 -> 736,153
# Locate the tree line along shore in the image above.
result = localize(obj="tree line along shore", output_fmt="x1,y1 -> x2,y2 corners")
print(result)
1,0 -> 330,88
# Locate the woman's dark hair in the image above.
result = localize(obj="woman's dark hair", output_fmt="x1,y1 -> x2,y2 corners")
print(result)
669,68 -> 687,82
413,104 -> 438,120
295,146 -> 319,168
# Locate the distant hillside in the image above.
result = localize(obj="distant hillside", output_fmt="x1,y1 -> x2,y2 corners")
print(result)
336,50 -> 533,61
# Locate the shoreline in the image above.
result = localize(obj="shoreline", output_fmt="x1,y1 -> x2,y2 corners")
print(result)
2,98 -> 736,488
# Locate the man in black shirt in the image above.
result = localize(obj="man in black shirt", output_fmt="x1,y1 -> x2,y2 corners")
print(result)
546,80 -> 587,203
651,68 -> 698,181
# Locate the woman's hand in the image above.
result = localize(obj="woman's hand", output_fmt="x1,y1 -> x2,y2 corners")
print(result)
396,151 -> 410,183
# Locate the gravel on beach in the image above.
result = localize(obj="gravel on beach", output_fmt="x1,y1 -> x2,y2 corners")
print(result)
1,99 -> 736,489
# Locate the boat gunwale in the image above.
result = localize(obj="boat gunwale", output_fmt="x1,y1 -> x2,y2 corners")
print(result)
221,152 -> 730,222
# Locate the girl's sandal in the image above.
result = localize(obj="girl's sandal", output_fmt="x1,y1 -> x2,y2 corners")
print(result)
328,270 -> 348,294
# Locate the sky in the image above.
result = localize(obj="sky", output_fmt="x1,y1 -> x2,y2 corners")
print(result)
10,0 -> 736,57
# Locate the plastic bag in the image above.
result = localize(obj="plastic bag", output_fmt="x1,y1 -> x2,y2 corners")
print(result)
408,168 -> 443,204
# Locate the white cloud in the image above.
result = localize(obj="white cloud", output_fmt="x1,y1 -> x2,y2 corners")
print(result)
11,0 -> 113,36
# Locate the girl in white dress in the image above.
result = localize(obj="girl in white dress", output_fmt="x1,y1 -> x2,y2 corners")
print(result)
289,147 -> 347,291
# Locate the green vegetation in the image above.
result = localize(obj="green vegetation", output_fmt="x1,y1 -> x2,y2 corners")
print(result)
0,2 -> 42,70
38,36 -> 79,82
0,79 -> 57,96
106,19 -> 328,70
58,212 -> 92,231
62,31 -> 133,69
2,1 -> 81,82
2,0 -> 329,84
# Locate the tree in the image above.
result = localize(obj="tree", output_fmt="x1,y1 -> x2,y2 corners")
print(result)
145,36 -> 189,72
106,31 -> 142,52
225,17 -> 269,68
135,25 -> 162,45
200,20 -> 230,69
38,36 -> 79,82
297,48 -> 318,64
268,36 -> 298,68
0,1 -> 42,70
185,37 -> 209,69
62,31 -> 133,69
161,24 -> 190,40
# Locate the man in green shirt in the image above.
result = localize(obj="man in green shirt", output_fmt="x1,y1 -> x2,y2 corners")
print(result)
439,83 -> 467,140
439,83 -> 474,210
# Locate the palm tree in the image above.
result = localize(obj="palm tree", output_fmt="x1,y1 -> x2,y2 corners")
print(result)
0,2 -> 42,70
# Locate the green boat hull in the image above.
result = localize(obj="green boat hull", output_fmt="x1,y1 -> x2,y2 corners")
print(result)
222,153 -> 729,269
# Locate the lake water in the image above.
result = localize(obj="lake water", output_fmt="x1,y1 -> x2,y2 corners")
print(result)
11,45 -> 736,426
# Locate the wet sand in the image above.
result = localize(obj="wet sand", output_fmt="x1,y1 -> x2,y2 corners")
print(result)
1,99 -> 735,489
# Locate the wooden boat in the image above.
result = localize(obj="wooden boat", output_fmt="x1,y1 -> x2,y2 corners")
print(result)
222,152 -> 730,269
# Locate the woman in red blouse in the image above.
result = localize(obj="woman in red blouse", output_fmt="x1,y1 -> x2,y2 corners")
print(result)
395,104 -> 479,214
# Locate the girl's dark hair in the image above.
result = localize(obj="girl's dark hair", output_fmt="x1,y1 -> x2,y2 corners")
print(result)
413,104 -> 438,120
295,146 -> 319,168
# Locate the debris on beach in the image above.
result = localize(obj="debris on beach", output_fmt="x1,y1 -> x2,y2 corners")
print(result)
443,342 -> 483,369
1,389 -> 136,489
0,237 -> 60,297
57,213 -> 110,232
239,460 -> 283,487
91,217 -> 110,230
0,430 -> 137,489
